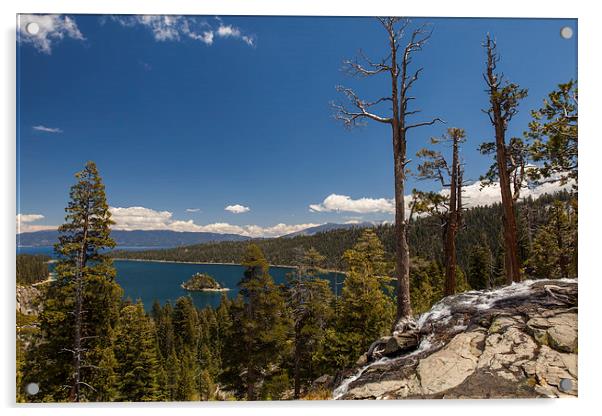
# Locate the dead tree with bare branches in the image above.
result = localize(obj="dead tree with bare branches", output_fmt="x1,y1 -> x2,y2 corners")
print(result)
333,18 -> 442,319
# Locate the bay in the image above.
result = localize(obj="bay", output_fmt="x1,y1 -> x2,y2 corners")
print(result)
17,246 -> 345,310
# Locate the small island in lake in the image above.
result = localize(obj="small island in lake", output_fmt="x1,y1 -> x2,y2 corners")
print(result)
181,273 -> 229,292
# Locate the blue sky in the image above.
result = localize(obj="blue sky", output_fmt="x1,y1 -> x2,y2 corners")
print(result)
16,15 -> 577,236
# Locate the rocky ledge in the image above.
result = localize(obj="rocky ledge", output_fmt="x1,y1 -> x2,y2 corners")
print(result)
333,279 -> 578,399
16,285 -> 42,316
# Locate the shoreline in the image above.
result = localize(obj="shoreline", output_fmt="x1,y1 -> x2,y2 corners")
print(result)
180,284 -> 231,292
112,257 -> 295,269
112,257 -> 346,275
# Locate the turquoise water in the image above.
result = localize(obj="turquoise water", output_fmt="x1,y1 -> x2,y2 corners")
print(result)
18,246 -> 345,310
113,260 -> 301,310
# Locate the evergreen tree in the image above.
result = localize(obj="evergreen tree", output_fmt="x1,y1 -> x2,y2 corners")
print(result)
409,258 -> 444,314
333,230 -> 396,368
33,161 -> 122,402
528,80 -> 578,188
175,350 -> 197,401
491,232 -> 508,288
173,296 -> 200,352
162,349 -> 181,401
215,295 -> 233,369
198,369 -> 216,401
196,307 -> 220,399
114,301 -> 161,401
287,247 -> 335,398
467,239 -> 493,290
481,35 -> 528,284
154,301 -> 175,360
528,201 -> 577,279
260,373 -> 290,400
169,297 -> 202,401
416,127 -> 467,296
455,268 -> 471,293
222,244 -> 291,400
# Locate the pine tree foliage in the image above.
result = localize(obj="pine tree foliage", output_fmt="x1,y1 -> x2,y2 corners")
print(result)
528,80 -> 578,188
17,254 -> 50,285
286,247 -> 335,398
114,301 -> 161,401
30,161 -> 122,402
332,230 -> 396,368
221,244 -> 291,400
409,258 -> 444,314
467,237 -> 493,290
527,200 -> 577,279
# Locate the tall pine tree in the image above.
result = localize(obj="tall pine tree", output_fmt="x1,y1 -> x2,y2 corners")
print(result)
114,301 -> 161,401
332,230 -> 396,368
34,161 -> 122,402
287,247 -> 334,398
222,244 -> 290,400
528,201 -> 577,279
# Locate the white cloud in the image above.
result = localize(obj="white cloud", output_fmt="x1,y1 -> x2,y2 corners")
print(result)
188,30 -> 214,45
216,24 -> 241,38
185,208 -> 201,213
109,206 -> 319,237
110,16 -> 253,47
225,204 -> 250,214
17,214 -> 44,223
311,179 -> 574,219
18,14 -> 84,54
241,35 -> 255,47
109,206 -> 174,230
458,178 -> 575,208
16,214 -> 57,233
244,223 -> 321,238
195,222 -> 247,235
309,194 -> 395,214
33,125 -> 63,133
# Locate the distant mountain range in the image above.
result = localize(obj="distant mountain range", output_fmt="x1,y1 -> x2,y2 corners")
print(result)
282,222 -> 379,238
16,229 -> 250,248
17,222 -> 383,248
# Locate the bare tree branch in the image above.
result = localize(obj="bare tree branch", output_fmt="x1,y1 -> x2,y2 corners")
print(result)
77,381 -> 97,392
332,86 -> 393,126
406,117 -> 445,130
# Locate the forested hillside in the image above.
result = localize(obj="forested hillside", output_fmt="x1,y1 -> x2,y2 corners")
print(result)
17,229 -> 250,247
113,190 -> 572,276
16,254 -> 50,285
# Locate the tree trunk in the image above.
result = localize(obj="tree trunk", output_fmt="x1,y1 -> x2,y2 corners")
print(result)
495,133 -> 521,284
71,266 -> 82,402
393,130 -> 412,319
337,20 -> 439,320
293,323 -> 301,399
71,197 -> 90,402
485,45 -> 521,284
444,137 -> 460,296
246,366 -> 255,401
556,207 -> 569,279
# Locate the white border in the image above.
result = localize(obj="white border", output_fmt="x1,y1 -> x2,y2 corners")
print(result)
2,1 -> 599,415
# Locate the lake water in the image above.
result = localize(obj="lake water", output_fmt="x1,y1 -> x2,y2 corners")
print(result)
17,246 -> 345,310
